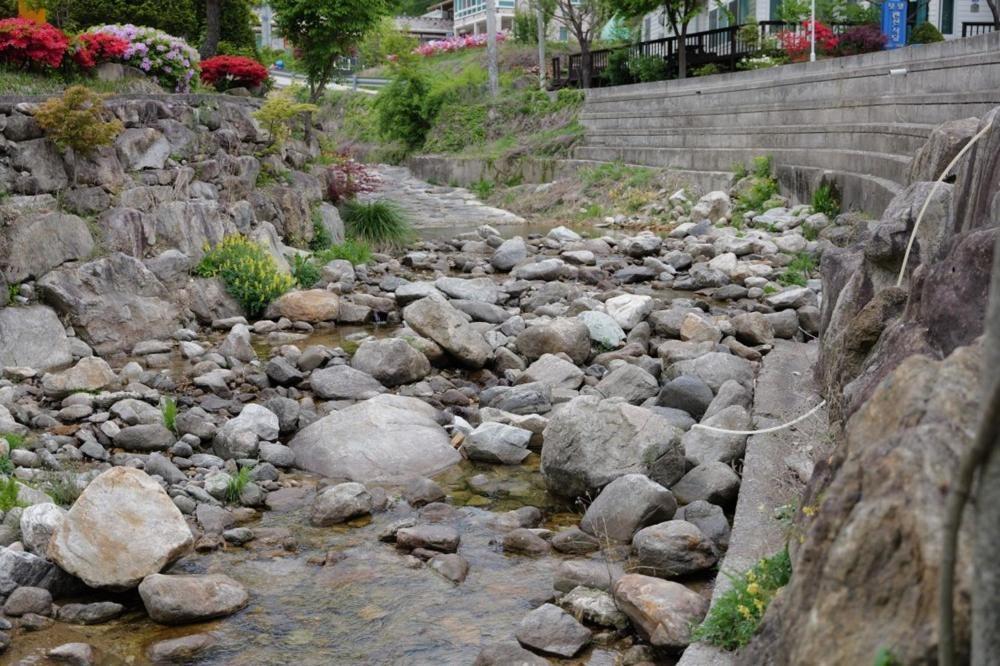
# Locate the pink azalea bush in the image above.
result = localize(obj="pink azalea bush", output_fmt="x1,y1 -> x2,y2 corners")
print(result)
86,24 -> 199,92
414,32 -> 507,57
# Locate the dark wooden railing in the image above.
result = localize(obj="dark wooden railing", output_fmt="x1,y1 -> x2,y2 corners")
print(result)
962,22 -> 996,37
551,20 -> 990,88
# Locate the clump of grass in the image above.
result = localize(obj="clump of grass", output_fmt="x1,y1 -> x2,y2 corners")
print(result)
751,155 -> 773,178
0,477 -> 26,512
6,284 -> 19,304
778,252 -> 817,287
225,466 -> 253,504
341,200 -> 413,250
1,433 -> 26,450
732,161 -> 748,180
873,647 -> 900,666
811,182 -> 841,218
161,397 -> 178,434
43,473 -> 81,507
692,548 -> 792,650
0,457 -> 13,476
580,162 -> 652,189
314,239 -> 373,266
310,208 -> 333,251
290,254 -> 321,288
471,179 -> 495,200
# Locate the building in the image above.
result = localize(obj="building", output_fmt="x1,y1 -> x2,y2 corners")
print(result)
408,0 -> 517,36
253,4 -> 288,51
639,0 -> 991,42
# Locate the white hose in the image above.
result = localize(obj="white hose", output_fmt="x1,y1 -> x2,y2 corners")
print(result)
896,117 -> 995,288
690,400 -> 827,436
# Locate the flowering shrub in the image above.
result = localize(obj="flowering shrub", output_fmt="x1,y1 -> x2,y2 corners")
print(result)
836,24 -> 887,56
777,20 -> 839,62
71,32 -> 130,70
325,156 -> 381,203
200,55 -> 269,91
195,235 -> 294,317
414,32 -> 507,57
0,18 -> 70,69
737,54 -> 786,71
86,24 -> 199,92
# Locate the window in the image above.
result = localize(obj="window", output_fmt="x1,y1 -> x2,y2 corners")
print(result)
644,16 -> 651,40
709,9 -> 718,29
941,0 -> 954,33
770,0 -> 781,20
559,26 -> 568,41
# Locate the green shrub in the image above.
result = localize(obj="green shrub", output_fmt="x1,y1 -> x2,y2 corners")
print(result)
732,161 -> 748,180
290,253 -> 321,288
310,209 -> 333,251
630,55 -> 669,83
1,433 -> 25,450
692,548 -> 792,650
0,457 -> 12,476
225,465 -> 252,504
910,22 -> 944,44
606,49 -> 633,86
778,252 -> 817,287
161,397 -> 177,433
811,182 -> 840,218
375,62 -> 433,149
752,154 -> 773,178
342,200 -> 413,250
253,86 -> 318,150
873,647 -> 900,666
693,63 -> 721,77
0,477 -> 25,512
736,177 -> 779,215
471,179 -> 495,199
314,239 -> 373,266
34,86 -> 123,157
195,235 -> 295,317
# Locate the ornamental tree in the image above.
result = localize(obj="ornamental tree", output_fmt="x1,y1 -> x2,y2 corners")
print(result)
270,0 -> 391,101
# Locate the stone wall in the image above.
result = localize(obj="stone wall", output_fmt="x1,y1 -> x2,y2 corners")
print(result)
576,32 -> 1000,216
0,93 -> 343,357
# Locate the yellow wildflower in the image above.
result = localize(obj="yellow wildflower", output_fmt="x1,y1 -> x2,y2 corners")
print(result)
737,604 -> 752,620
803,505 -> 818,517
747,582 -> 760,596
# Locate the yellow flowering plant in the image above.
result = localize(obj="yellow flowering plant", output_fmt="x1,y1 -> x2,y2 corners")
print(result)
195,235 -> 294,317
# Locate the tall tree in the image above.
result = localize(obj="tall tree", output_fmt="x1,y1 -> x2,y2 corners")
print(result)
988,0 -> 1000,29
271,0 -> 390,101
201,0 -> 223,58
615,0 -> 704,79
552,0 -> 612,88
486,0 -> 499,96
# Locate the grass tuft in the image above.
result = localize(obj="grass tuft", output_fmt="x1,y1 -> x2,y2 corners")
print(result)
161,397 -> 177,434
692,548 -> 792,650
811,182 -> 841,218
0,477 -> 25,512
225,466 -> 253,505
778,252 -> 817,287
314,239 -> 373,266
342,200 -> 413,250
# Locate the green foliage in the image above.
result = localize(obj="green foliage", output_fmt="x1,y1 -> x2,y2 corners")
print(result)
6,283 -> 18,304
471,179 -> 496,199
811,182 -> 841,218
270,0 -> 391,100
630,55 -> 669,82
605,49 -> 632,86
310,210 -> 333,252
254,87 -> 319,150
581,161 -> 653,188
752,154 -> 773,178
873,647 -> 900,666
42,473 -> 80,507
225,465 -> 252,505
735,178 -> 779,217
693,549 -> 792,650
693,63 -> 721,77
732,161 -> 748,180
0,456 -> 12,476
1,433 -> 25,450
375,62 -> 434,149
161,397 -> 177,433
778,252 -> 817,287
42,0 -> 199,37
34,86 -> 123,157
910,22 -> 944,44
359,16 -> 418,68
314,239 -> 373,266
194,235 -> 295,317
342,200 -> 413,250
290,253 -> 322,288
0,477 -> 25,512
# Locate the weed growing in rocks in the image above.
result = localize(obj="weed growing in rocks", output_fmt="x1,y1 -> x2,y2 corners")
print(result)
342,200 -> 413,250
692,548 -> 792,650
35,86 -> 123,185
161,397 -> 177,434
314,240 -> 373,266
310,209 -> 333,251
0,457 -> 12,476
43,473 -> 81,507
811,182 -> 841,218
195,236 -> 295,317
471,179 -> 495,200
1,433 -> 25,450
290,254 -> 321,288
778,252 -> 817,287
226,466 -> 252,504
0,477 -> 25,512
873,647 -> 901,665
6,283 -> 19,304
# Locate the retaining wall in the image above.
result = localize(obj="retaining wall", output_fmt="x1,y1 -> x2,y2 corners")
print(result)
577,32 -> 1000,215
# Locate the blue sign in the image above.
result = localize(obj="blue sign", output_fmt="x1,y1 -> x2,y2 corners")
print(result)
882,0 -> 908,49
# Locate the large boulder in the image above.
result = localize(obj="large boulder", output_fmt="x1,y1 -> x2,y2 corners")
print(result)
40,357 -> 116,398
579,474 -> 676,542
151,201 -> 230,259
115,127 -> 170,171
267,289 -> 340,323
0,211 -> 94,283
541,396 -> 685,498
515,603 -> 591,658
310,365 -> 385,400
48,468 -> 193,589
138,573 -> 248,625
613,574 -> 709,648
350,338 -> 430,386
289,394 -> 461,482
213,404 -> 279,460
516,318 -> 591,365
0,305 -> 72,371
38,253 -> 181,355
403,297 -> 492,368
632,520 -> 718,577
434,276 -> 500,303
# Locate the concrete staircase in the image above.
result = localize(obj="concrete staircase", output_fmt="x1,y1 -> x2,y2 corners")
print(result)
576,32 -> 1000,215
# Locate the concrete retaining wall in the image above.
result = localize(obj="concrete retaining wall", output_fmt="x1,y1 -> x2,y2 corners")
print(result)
577,32 -> 1000,215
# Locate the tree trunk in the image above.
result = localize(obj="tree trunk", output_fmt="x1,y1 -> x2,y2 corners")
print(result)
201,0 -> 223,59
973,229 -> 1000,666
536,4 -> 547,90
987,0 -> 1000,28
486,0 -> 499,97
579,40 -> 591,88
677,26 -> 687,79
